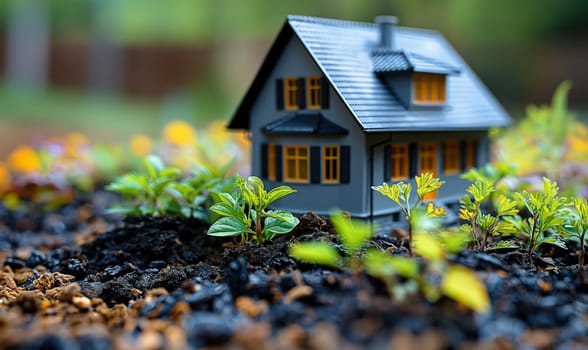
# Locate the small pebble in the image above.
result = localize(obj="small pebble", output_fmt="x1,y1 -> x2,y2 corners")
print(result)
72,295 -> 92,310
284,285 -> 313,303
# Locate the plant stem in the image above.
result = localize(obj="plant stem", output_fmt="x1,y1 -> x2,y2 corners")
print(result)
407,216 -> 413,256
528,213 -> 539,267
255,215 -> 263,244
580,231 -> 586,283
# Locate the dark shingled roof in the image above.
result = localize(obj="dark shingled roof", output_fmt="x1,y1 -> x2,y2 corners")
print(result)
228,15 -> 511,132
262,113 -> 348,135
371,50 -> 460,75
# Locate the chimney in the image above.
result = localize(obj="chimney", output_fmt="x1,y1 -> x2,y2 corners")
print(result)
375,16 -> 398,49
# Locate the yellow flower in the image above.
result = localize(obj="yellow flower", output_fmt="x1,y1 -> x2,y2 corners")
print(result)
65,132 -> 90,147
8,145 -> 42,173
0,162 -> 11,192
426,202 -> 448,218
129,134 -> 153,157
568,135 -> 588,153
163,120 -> 197,146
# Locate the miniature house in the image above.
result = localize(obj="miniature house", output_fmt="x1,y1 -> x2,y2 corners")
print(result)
228,15 -> 511,229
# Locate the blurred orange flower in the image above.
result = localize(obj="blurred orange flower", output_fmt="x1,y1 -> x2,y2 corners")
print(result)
0,162 -> 11,192
8,145 -> 42,173
129,134 -> 153,156
163,120 -> 197,146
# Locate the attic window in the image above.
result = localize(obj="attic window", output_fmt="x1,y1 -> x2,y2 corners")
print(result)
413,73 -> 446,104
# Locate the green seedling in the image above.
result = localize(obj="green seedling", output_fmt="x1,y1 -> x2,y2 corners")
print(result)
107,155 -> 181,216
371,173 -> 446,255
289,210 -> 373,270
507,177 -> 569,266
562,197 -> 588,280
290,208 -> 489,313
459,180 -> 519,250
207,175 -> 299,244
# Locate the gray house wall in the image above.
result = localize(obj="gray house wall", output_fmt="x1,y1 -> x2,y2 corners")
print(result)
367,130 -> 489,224
249,36 -> 369,217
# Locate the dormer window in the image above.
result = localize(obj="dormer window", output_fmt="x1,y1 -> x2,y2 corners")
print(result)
413,73 -> 446,104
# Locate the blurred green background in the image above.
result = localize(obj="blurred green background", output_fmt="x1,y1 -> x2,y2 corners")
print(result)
1,0 -> 587,155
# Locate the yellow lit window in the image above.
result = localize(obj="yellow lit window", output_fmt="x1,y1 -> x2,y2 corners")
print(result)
465,140 -> 476,169
413,73 -> 446,104
419,142 -> 438,200
284,145 -> 309,182
307,76 -> 321,109
268,144 -> 276,180
391,144 -> 409,180
323,146 -> 339,183
284,77 -> 299,110
443,141 -> 460,174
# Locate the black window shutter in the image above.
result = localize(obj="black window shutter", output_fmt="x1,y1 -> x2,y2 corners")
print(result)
321,77 -> 330,109
473,140 -> 480,167
297,77 -> 306,109
340,145 -> 350,184
439,142 -> 445,173
261,143 -> 268,179
310,146 -> 321,183
276,79 -> 284,110
275,145 -> 283,181
459,141 -> 471,171
383,144 -> 391,181
409,143 -> 418,177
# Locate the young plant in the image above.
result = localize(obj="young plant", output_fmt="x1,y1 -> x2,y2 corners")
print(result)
371,173 -> 447,255
507,177 -> 569,266
207,175 -> 299,244
290,208 -> 489,313
289,210 -> 373,270
106,155 -> 181,216
459,180 -> 519,251
563,197 -> 588,280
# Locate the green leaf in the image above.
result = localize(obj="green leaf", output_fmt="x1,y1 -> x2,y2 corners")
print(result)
209,202 -> 243,219
144,155 -> 165,178
467,181 -> 494,203
537,237 -> 567,250
415,173 -> 445,199
265,186 -> 297,205
207,217 -> 250,237
364,249 -> 418,279
263,211 -> 299,240
495,195 -> 519,217
106,174 -> 147,196
441,265 -> 490,313
289,242 -> 341,268
331,210 -> 373,257
485,240 -> 519,251
106,206 -> 141,216
150,176 -> 178,195
413,232 -> 444,260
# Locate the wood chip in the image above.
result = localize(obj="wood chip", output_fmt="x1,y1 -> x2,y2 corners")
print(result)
284,285 -> 313,303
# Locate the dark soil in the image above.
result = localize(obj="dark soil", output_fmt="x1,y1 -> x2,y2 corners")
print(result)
1,196 -> 588,349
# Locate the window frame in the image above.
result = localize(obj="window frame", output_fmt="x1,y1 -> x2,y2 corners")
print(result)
443,140 -> 460,174
284,77 -> 299,110
307,76 -> 322,109
390,143 -> 409,180
284,145 -> 310,183
412,73 -> 446,104
322,145 -> 340,183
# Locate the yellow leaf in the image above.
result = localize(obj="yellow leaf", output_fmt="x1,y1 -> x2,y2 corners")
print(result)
441,265 -> 490,313
426,202 -> 447,218
413,232 -> 444,261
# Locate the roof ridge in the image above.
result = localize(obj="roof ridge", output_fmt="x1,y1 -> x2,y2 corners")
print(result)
287,15 -> 375,29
